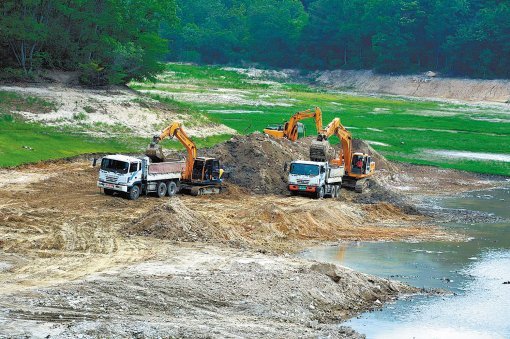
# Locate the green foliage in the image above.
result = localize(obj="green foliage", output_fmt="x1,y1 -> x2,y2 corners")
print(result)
161,0 -> 510,78
0,0 -> 177,85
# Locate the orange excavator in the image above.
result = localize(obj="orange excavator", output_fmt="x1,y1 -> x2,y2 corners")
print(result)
145,122 -> 224,195
263,107 -> 323,141
310,118 -> 375,193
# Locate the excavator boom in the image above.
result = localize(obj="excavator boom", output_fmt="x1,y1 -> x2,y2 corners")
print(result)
145,122 -> 196,180
264,107 -> 323,141
309,117 -> 375,191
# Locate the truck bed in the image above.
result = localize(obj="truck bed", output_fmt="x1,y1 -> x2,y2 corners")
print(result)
148,161 -> 185,174
326,166 -> 345,184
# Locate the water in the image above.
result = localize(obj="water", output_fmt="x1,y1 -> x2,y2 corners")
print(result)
301,188 -> 510,338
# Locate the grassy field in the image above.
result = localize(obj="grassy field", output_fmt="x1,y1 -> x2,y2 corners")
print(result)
0,91 -> 231,167
2,64 -> 509,175
131,64 -> 510,176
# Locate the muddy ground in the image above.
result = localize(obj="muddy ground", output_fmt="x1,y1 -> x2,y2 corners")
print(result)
0,135 -> 506,338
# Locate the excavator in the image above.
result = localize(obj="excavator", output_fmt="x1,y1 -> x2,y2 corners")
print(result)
310,117 -> 375,193
145,122 -> 224,195
263,107 -> 323,141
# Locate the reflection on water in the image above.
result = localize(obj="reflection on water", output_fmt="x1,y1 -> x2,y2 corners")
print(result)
301,188 -> 510,338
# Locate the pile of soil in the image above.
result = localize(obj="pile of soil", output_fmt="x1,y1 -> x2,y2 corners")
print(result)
199,133 -> 395,195
203,133 -> 311,194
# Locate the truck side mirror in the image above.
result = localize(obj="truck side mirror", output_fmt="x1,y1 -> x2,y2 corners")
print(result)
92,158 -> 97,167
284,162 -> 288,172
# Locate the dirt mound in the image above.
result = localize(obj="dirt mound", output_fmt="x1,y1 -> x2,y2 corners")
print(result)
124,192 -> 441,252
203,133 -> 311,194
315,69 -> 510,103
126,199 -> 224,242
200,133 -> 398,195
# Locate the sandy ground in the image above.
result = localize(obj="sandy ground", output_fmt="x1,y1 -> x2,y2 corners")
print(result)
0,151 -> 504,337
314,69 -> 510,103
0,84 -> 236,138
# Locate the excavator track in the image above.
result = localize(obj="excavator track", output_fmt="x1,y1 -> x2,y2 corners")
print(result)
354,178 -> 369,193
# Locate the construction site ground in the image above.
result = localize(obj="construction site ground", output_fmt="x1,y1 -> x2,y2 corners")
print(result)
0,135 -> 505,338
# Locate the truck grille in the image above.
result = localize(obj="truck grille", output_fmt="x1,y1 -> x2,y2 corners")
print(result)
297,179 -> 309,185
105,174 -> 119,183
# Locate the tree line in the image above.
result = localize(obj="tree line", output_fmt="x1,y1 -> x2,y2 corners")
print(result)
0,0 -> 176,85
1,0 -> 509,85
167,0 -> 510,78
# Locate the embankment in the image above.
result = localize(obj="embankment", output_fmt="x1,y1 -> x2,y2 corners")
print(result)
314,69 -> 510,103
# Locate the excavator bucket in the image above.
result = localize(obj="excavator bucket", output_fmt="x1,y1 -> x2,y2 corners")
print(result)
309,139 -> 336,162
145,137 -> 165,162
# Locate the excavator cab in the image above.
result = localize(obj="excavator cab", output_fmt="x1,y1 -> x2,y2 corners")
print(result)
350,153 -> 373,176
191,158 -> 222,183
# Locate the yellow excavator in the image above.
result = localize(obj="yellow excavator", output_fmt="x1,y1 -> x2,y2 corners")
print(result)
264,107 -> 323,141
145,122 -> 224,195
310,118 -> 375,193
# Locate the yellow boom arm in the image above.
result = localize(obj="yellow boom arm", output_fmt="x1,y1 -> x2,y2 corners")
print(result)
152,122 -> 197,180
318,118 -> 353,172
264,107 -> 323,141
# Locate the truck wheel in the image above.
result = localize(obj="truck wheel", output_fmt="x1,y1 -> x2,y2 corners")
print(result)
167,181 -> 178,197
335,186 -> 341,198
316,186 -> 324,199
104,188 -> 114,196
128,185 -> 140,200
156,182 -> 167,198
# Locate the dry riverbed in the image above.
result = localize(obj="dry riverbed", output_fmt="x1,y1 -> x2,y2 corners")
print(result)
0,135 -> 506,337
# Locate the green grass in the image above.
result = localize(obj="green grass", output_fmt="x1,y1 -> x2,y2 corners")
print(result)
131,63 -> 510,177
0,116 -> 143,167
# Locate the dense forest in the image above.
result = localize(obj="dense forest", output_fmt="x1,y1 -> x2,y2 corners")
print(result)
1,0 -> 510,84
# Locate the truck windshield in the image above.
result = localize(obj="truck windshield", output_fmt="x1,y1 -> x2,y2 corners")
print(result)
290,163 -> 319,176
101,158 -> 129,174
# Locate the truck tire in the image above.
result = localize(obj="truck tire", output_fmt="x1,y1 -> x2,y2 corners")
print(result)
335,185 -> 341,198
156,182 -> 167,198
316,186 -> 324,199
104,188 -> 114,196
128,185 -> 140,200
167,181 -> 178,197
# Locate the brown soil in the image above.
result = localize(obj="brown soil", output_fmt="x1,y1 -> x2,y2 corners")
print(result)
0,133 -> 503,338
315,69 -> 510,103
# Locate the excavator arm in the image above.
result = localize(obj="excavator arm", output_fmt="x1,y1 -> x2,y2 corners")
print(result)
146,122 -> 197,180
285,107 -> 323,141
310,117 -> 353,172
264,107 -> 323,141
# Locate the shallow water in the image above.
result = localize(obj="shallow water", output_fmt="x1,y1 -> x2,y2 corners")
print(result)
301,188 -> 510,338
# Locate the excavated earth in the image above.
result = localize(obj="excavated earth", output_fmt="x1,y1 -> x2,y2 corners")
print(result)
0,134 -> 505,338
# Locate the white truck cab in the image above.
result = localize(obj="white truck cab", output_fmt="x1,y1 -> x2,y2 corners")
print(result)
288,160 -> 344,199
97,154 -> 143,193
97,154 -> 184,200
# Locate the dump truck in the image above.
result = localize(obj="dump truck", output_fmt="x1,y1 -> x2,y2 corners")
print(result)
145,121 -> 224,196
264,107 -> 323,141
97,154 -> 185,200
287,160 -> 344,199
98,122 -> 224,199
